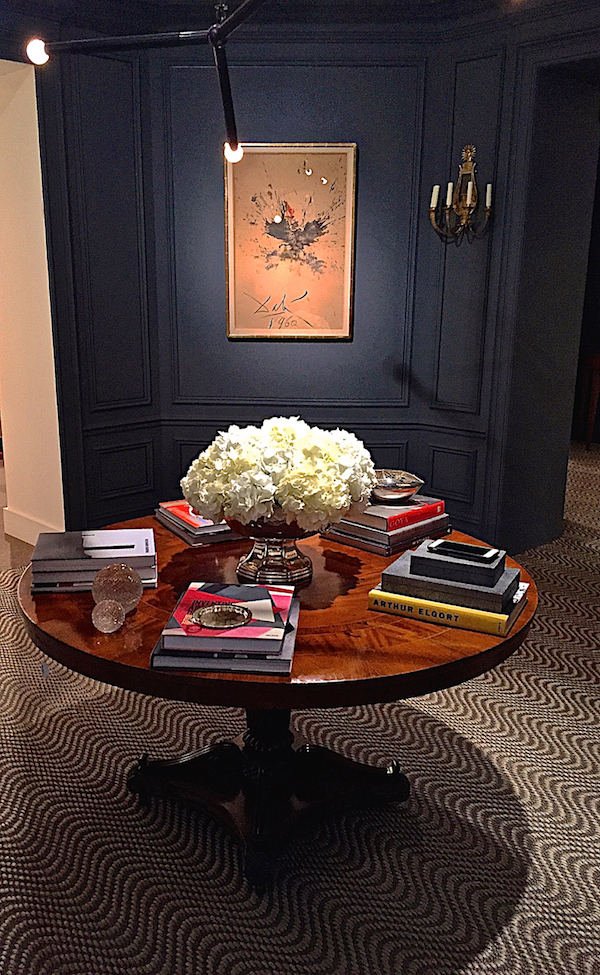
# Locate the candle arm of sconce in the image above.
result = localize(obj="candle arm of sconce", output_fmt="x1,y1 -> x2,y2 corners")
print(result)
429,208 -> 443,234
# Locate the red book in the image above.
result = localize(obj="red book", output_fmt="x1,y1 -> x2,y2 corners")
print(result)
340,496 -> 445,532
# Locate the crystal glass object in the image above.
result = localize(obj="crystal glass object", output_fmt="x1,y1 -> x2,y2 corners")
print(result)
91,563 -> 143,614
92,599 -> 126,633
225,517 -> 314,585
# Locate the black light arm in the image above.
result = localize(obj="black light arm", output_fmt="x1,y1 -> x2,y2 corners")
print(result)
210,40 -> 239,150
36,0 -> 270,57
27,0 -> 270,156
206,0 -> 271,151
209,0 -> 270,43
42,30 -> 209,56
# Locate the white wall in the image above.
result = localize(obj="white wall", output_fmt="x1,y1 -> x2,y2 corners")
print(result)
0,59 -> 64,544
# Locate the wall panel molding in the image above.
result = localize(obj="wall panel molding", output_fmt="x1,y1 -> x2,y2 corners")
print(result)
90,441 -> 155,501
432,49 -> 504,415
429,445 -> 477,504
67,54 -> 152,414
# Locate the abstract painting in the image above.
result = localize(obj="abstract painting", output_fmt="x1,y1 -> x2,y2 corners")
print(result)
225,144 -> 356,339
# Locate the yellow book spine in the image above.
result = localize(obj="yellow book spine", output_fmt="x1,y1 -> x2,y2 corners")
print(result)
368,588 -> 513,636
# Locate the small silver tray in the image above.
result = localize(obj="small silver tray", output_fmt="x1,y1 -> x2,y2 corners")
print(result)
190,604 -> 252,629
372,469 -> 424,503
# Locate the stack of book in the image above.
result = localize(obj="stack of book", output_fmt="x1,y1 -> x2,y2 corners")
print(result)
321,495 -> 451,556
151,581 -> 300,675
31,528 -> 157,592
368,536 -> 529,636
154,500 -> 240,546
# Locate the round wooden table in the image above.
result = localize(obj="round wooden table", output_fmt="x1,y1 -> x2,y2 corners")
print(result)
18,518 -> 537,884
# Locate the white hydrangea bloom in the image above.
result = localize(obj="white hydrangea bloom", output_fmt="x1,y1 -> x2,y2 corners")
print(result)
180,416 -> 377,532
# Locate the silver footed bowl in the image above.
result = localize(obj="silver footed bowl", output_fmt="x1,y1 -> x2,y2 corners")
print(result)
225,516 -> 315,586
372,469 -> 424,504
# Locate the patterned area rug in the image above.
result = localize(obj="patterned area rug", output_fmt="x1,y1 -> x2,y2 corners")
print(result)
0,449 -> 599,974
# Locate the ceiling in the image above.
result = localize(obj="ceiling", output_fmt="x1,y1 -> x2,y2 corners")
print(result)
5,0 -> 549,36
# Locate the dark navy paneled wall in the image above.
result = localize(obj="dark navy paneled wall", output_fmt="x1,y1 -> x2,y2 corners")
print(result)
166,58 -> 421,408
4,4 -> 600,550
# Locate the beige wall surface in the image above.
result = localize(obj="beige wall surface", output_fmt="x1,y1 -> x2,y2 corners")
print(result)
0,59 -> 64,544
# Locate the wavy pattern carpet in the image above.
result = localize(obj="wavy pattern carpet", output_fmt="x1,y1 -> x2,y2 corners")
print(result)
1,446 -> 599,974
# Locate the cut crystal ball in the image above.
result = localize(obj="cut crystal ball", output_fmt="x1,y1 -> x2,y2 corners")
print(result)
92,599 -> 126,633
91,563 -> 144,613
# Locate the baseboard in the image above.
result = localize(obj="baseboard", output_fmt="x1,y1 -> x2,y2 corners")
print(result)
3,507 -> 64,546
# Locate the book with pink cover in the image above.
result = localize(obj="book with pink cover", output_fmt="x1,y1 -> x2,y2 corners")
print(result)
160,582 -> 295,653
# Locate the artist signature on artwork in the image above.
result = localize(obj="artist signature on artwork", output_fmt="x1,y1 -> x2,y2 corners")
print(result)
247,291 -> 315,330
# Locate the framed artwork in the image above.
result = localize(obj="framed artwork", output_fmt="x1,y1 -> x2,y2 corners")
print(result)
225,143 -> 356,340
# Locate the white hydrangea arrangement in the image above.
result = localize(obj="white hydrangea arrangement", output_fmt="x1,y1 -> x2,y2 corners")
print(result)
181,416 -> 377,533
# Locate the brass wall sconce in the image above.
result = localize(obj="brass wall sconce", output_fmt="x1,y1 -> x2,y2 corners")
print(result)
25,0 -> 268,163
429,146 -> 492,245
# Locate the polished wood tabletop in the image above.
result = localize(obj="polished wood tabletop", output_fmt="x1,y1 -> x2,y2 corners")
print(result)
18,518 -> 537,711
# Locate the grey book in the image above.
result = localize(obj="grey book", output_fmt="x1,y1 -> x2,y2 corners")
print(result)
32,529 -> 156,571
31,568 -> 158,593
321,517 -> 451,556
381,549 -> 520,612
326,512 -> 451,544
155,510 -> 240,547
150,600 -> 300,676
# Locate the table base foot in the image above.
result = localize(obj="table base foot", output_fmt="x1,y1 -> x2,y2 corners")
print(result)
127,709 -> 409,887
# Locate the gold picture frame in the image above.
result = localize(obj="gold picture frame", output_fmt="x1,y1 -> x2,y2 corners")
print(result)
225,143 -> 356,340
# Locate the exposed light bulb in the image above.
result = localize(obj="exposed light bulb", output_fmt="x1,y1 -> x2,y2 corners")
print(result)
26,39 -> 49,65
273,215 -> 282,224
224,142 -> 244,163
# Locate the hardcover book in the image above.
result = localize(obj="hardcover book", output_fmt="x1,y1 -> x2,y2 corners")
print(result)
32,529 -> 156,571
409,538 -> 507,586
381,548 -> 520,612
151,600 -> 300,675
321,514 -> 451,556
154,510 -> 240,547
345,496 -> 445,532
368,582 -> 529,637
160,581 -> 295,654
156,501 -> 232,536
31,566 -> 158,592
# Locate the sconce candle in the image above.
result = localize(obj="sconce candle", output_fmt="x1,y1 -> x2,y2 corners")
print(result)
486,183 -> 493,208
430,184 -> 440,209
445,182 -> 454,207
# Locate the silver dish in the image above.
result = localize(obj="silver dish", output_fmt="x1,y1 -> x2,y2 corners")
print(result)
190,603 -> 252,629
372,469 -> 425,503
